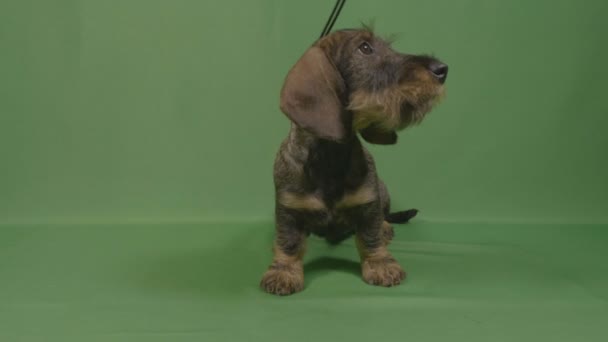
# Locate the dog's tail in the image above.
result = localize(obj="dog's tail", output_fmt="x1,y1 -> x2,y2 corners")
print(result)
386,209 -> 418,224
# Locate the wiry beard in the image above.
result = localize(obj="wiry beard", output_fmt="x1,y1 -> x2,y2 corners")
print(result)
348,82 -> 445,132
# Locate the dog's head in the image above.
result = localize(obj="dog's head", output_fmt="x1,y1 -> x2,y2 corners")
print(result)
280,27 -> 447,145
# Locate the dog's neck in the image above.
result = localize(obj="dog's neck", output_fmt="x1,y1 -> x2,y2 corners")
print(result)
287,124 -> 368,201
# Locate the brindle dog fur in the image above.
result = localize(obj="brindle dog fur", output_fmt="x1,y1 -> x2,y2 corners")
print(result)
261,27 -> 448,295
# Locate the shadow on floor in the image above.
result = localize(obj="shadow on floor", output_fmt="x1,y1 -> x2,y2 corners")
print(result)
304,256 -> 360,282
131,246 -> 361,296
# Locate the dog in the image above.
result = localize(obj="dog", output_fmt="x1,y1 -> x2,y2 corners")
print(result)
261,27 -> 448,295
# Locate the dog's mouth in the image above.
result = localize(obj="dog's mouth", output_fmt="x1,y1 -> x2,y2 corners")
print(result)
349,82 -> 445,133
349,86 -> 444,131
397,84 -> 445,129
392,57 -> 447,128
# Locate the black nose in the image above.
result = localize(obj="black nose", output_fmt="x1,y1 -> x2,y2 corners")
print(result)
428,62 -> 448,84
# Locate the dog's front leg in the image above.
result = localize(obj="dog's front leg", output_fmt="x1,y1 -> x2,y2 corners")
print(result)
356,221 -> 405,287
260,214 -> 307,296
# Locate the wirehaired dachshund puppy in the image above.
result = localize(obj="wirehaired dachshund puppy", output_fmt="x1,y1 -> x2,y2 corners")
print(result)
261,27 -> 448,295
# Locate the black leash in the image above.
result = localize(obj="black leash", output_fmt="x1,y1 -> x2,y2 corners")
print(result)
320,0 -> 346,38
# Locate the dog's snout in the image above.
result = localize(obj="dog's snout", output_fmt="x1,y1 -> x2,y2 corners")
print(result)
428,61 -> 448,84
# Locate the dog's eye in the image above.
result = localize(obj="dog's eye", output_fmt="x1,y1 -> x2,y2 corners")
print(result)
358,42 -> 374,55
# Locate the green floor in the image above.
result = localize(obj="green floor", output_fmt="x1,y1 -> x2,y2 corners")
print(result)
1,221 -> 606,341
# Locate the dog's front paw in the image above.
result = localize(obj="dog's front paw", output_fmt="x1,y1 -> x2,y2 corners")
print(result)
260,264 -> 304,296
361,257 -> 405,287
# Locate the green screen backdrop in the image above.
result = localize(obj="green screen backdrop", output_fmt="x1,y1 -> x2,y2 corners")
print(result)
1,1 -> 607,341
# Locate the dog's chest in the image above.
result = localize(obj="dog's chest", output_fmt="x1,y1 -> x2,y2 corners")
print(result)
278,183 -> 378,231
303,140 -> 369,198
276,133 -> 379,230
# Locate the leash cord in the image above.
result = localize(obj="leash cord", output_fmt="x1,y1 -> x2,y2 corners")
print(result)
320,0 -> 346,38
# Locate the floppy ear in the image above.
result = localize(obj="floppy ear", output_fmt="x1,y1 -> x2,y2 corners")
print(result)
360,125 -> 398,145
280,46 -> 348,141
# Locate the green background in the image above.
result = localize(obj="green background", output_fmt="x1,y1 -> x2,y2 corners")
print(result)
1,0 -> 607,341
